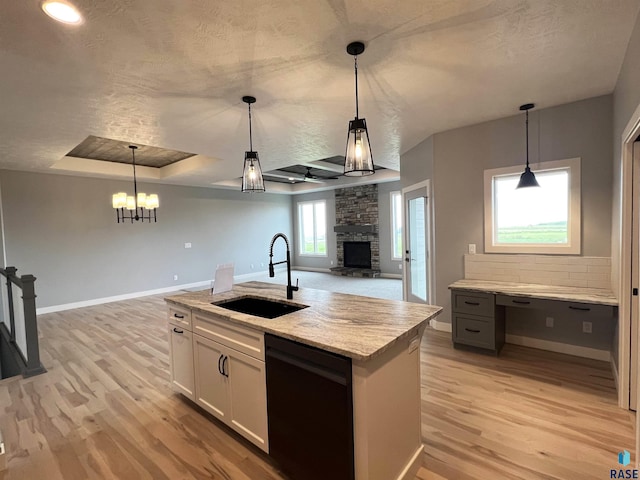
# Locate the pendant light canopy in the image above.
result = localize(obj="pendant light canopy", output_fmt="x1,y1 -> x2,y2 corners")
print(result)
344,41 -> 375,177
241,95 -> 265,193
516,103 -> 540,189
112,145 -> 159,223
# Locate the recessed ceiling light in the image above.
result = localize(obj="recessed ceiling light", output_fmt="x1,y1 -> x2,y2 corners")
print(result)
42,1 -> 83,25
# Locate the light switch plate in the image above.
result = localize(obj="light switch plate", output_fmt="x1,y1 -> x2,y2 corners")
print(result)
468,244 -> 476,254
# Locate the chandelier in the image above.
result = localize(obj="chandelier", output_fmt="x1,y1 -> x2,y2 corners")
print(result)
111,145 -> 159,223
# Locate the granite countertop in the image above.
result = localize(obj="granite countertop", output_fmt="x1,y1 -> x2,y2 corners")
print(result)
165,281 -> 442,362
448,279 -> 618,306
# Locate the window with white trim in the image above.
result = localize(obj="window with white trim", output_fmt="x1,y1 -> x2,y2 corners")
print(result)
484,158 -> 581,254
298,200 -> 327,256
391,191 -> 403,260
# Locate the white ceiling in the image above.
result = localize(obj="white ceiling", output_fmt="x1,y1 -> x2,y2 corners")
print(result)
1,0 -> 639,193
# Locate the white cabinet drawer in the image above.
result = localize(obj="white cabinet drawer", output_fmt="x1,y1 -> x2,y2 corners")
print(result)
168,304 -> 192,330
193,311 -> 264,361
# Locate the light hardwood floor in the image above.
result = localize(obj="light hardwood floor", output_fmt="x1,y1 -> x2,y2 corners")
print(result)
0,293 -> 634,479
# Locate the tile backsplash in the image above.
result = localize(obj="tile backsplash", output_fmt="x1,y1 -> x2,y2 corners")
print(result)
464,254 -> 611,290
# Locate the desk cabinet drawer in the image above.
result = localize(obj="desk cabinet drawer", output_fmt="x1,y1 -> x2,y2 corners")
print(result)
453,314 -> 495,349
496,295 -> 616,318
452,292 -> 495,317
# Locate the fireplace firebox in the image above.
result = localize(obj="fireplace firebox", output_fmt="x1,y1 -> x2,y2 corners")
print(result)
343,241 -> 372,269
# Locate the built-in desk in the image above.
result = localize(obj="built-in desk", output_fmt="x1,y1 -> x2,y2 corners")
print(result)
448,279 -> 618,354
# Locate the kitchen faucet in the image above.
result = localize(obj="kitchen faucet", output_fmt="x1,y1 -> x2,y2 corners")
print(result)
268,233 -> 299,299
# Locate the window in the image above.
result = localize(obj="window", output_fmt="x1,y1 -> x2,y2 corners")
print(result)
391,191 -> 403,260
484,158 -> 581,254
298,200 -> 327,256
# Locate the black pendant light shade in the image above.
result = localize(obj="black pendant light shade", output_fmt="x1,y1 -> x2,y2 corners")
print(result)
344,41 -> 375,176
241,96 -> 265,192
516,103 -> 540,189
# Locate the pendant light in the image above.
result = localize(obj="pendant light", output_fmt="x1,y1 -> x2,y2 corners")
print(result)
111,145 -> 159,223
516,103 -> 540,189
241,96 -> 265,192
344,41 -> 375,176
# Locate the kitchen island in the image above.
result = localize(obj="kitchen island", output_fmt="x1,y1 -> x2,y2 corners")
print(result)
165,281 -> 442,480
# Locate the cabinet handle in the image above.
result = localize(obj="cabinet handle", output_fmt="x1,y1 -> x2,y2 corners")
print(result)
173,313 -> 185,319
173,327 -> 183,334
465,328 -> 481,333
218,354 -> 224,375
222,356 -> 229,377
464,301 -> 480,306
512,300 -> 531,305
569,305 -> 591,311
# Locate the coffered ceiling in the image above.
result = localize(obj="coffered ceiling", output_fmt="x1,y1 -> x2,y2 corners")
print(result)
1,0 -> 638,194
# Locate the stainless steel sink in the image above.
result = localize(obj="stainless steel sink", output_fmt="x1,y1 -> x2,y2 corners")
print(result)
213,296 -> 308,319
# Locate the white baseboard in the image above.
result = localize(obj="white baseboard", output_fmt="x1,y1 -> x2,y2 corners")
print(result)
36,269 -> 281,315
430,318 -> 452,332
505,334 -> 610,362
292,266 -> 331,273
380,273 -> 402,279
611,357 -> 619,390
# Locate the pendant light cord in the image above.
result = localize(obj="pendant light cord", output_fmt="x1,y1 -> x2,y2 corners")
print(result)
131,147 -> 139,209
354,55 -> 359,119
525,109 -> 530,169
248,103 -> 253,152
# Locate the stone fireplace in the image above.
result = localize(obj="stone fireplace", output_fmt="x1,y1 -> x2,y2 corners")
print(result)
330,184 -> 380,277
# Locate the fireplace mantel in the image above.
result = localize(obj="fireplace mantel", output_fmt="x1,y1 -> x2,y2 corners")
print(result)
333,224 -> 377,233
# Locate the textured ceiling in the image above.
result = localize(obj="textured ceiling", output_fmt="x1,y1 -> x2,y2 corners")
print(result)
1,0 -> 639,193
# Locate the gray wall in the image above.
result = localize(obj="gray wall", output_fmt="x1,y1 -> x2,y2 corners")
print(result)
611,7 -> 640,367
377,181 -> 403,275
0,170 -> 292,308
291,181 -> 402,275
400,135 -> 433,189
401,96 -> 614,351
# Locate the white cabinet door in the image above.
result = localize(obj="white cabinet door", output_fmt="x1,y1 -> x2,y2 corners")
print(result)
168,324 -> 195,400
227,349 -> 269,452
194,334 -> 229,422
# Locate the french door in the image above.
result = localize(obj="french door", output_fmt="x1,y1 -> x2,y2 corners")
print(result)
403,181 -> 432,304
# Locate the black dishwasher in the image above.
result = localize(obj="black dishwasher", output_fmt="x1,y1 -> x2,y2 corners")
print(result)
265,334 -> 354,480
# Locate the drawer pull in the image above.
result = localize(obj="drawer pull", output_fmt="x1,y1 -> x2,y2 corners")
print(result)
569,305 -> 591,312
464,328 -> 481,334
464,301 -> 481,306
511,300 -> 531,305
173,313 -> 185,319
173,327 -> 183,334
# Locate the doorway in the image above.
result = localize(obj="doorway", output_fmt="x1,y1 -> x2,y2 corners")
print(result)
402,181 -> 433,304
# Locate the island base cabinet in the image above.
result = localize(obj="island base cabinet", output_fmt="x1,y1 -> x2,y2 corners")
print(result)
168,324 -> 195,401
194,334 -> 229,422
352,327 -> 425,480
193,333 -> 268,453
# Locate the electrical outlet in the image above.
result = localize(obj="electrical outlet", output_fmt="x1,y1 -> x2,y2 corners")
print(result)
582,321 -> 592,334
261,263 -> 264,267
468,244 -> 476,254
330,260 -> 334,265
250,264 -> 254,269
173,274 -> 178,281
398,263 -> 402,270
184,242 -> 192,249
546,317 -> 554,328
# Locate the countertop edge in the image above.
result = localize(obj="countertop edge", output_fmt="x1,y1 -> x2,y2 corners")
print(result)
448,280 -> 618,307
165,296 -> 442,362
